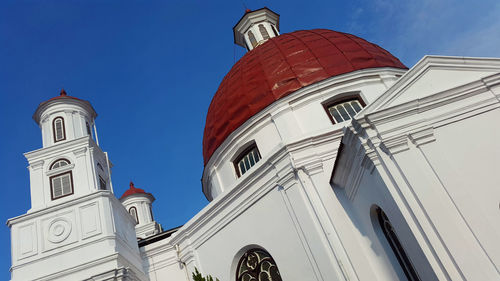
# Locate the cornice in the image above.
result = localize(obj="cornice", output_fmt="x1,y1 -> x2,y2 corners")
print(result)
7,191 -> 114,226
24,136 -> 97,162
359,73 -> 500,152
363,56 -> 500,116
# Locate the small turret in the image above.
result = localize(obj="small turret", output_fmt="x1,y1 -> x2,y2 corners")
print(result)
33,89 -> 98,148
120,181 -> 161,239
233,7 -> 280,51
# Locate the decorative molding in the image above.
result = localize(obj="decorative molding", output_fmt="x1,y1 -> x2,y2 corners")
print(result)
30,160 -> 45,170
409,127 -> 436,147
46,217 -> 72,243
73,147 -> 87,157
46,164 -> 75,176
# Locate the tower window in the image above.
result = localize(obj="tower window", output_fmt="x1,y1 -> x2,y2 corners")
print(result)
129,207 -> 139,224
49,159 -> 73,200
86,121 -> 92,136
50,159 -> 70,169
99,176 -> 107,190
248,30 -> 258,48
271,25 -> 279,37
234,144 -> 261,177
236,249 -> 282,281
52,117 -> 66,142
376,207 -> 421,281
324,96 -> 365,124
50,172 -> 73,200
259,24 -> 270,40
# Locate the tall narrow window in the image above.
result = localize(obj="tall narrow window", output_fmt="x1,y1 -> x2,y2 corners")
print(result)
377,208 -> 421,281
236,249 -> 282,281
248,31 -> 258,48
259,24 -> 270,40
129,207 -> 139,224
99,176 -> 107,190
324,96 -> 365,124
149,206 -> 154,221
86,121 -> 92,136
234,144 -> 261,177
53,117 -> 66,142
49,159 -> 73,200
271,25 -> 279,37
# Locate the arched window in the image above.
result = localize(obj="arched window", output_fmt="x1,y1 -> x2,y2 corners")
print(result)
271,25 -> 279,37
259,24 -> 270,40
248,31 -> 258,48
50,159 -> 70,170
98,176 -> 107,190
49,159 -> 73,200
236,249 -> 282,281
129,206 -> 139,224
52,117 -> 66,142
376,207 -> 421,281
234,144 -> 261,177
324,96 -> 365,124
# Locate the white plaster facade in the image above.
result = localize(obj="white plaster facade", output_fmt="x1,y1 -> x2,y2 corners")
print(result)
8,9 -> 500,281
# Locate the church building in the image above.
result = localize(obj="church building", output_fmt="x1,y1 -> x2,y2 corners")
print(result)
7,7 -> 500,281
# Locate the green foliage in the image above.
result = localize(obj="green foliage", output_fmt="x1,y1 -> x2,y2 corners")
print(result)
192,267 -> 220,281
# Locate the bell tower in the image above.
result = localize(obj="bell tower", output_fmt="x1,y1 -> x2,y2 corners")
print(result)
233,7 -> 280,51
7,90 -> 147,281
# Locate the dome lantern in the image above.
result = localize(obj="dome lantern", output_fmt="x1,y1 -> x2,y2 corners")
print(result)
233,7 -> 280,51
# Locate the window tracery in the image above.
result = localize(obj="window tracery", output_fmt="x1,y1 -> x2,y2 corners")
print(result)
236,249 -> 282,281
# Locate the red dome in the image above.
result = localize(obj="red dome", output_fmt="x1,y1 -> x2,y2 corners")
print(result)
120,181 -> 150,199
203,29 -> 407,165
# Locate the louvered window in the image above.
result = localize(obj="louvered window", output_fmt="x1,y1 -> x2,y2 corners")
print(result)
259,24 -> 270,40
248,31 -> 258,48
50,172 -> 73,200
99,176 -> 107,190
325,97 -> 365,124
129,207 -> 139,224
235,145 -> 261,177
53,117 -> 66,142
271,25 -> 279,36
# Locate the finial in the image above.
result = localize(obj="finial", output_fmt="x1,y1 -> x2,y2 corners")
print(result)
60,89 -> 67,96
130,181 -> 135,188
245,8 -> 252,13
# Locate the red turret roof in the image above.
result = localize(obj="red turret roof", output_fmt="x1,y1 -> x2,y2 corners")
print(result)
33,89 -> 97,123
120,181 -> 150,199
202,29 -> 407,165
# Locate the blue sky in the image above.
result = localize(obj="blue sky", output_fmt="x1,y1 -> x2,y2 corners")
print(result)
1,0 -> 499,279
